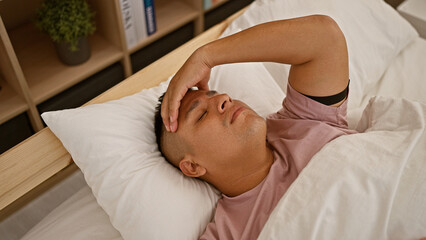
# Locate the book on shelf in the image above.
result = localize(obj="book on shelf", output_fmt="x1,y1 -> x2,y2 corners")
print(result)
203,0 -> 212,10
143,0 -> 157,36
132,0 -> 148,43
119,0 -> 138,49
119,0 -> 157,50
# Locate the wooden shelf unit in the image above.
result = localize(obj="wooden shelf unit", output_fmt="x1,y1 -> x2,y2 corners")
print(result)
0,0 -> 252,147
0,15 -> 42,131
0,31 -> 28,124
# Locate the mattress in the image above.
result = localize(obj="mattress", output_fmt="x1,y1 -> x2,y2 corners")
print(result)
16,36 -> 426,240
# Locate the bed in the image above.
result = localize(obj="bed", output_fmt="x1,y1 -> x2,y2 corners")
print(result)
1,0 -> 426,239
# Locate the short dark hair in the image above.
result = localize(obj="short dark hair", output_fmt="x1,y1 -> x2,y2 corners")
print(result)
154,89 -> 194,169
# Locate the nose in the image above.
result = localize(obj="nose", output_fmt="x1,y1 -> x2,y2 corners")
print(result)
215,94 -> 232,114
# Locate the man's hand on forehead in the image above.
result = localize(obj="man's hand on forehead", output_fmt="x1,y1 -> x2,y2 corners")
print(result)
161,48 -> 212,132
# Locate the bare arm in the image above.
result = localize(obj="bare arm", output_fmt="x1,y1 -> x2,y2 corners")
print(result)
162,14 -> 349,132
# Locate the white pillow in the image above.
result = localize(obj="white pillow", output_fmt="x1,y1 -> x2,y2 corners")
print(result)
42,62 -> 283,240
223,0 -> 418,109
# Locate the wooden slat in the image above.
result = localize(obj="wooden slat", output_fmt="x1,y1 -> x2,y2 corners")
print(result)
0,129 -> 72,212
0,6 -> 247,212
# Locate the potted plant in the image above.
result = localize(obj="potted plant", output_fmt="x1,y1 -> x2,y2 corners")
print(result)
36,0 -> 96,65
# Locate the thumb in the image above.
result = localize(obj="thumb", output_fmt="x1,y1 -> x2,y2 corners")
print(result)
196,78 -> 210,91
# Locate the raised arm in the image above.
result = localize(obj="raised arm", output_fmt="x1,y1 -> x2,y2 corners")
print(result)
162,14 -> 349,132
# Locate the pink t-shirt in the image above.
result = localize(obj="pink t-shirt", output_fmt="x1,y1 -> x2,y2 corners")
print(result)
200,84 -> 357,240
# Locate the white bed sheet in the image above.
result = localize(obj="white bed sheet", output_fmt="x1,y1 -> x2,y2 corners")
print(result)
20,36 -> 426,240
21,186 -> 123,240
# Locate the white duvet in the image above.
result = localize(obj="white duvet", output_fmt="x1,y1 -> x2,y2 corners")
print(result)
259,96 -> 426,239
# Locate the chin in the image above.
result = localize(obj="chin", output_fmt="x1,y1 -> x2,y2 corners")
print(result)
241,114 -> 267,142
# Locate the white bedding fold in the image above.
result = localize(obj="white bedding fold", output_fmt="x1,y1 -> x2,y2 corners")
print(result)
259,96 -> 426,239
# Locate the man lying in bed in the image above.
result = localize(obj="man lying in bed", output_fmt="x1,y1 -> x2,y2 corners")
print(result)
155,15 -> 357,239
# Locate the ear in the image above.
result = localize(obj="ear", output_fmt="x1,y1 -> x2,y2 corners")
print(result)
179,155 -> 206,178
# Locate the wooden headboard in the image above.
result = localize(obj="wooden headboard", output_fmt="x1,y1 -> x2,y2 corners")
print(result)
0,7 -> 247,218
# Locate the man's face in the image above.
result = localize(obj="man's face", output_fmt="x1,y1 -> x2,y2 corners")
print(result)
172,90 -> 267,177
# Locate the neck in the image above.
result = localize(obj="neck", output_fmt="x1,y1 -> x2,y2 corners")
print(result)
216,144 -> 274,197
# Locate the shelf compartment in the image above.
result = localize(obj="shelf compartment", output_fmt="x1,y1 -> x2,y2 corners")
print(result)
38,62 -> 124,115
0,78 -> 28,125
131,22 -> 194,72
8,22 -> 124,104
0,112 -> 34,155
129,0 -> 200,53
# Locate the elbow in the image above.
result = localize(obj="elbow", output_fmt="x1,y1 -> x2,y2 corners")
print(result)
314,15 -> 344,35
312,14 -> 347,49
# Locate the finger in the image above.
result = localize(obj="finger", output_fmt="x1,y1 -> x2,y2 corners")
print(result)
169,104 -> 179,132
161,93 -> 171,132
170,116 -> 177,132
162,80 -> 183,133
197,80 -> 210,91
168,90 -> 185,132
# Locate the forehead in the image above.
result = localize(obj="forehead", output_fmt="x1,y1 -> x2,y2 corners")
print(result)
181,90 -> 217,109
184,89 -> 217,99
182,90 -> 205,103
177,90 -> 217,123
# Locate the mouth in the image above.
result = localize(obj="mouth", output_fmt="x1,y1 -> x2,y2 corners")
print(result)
230,106 -> 246,124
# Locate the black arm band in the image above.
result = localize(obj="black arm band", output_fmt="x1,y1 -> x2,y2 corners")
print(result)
302,80 -> 350,106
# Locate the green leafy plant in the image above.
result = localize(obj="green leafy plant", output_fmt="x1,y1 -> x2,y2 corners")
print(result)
36,0 -> 96,51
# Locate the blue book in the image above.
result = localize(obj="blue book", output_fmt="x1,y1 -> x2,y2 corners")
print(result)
144,0 -> 157,35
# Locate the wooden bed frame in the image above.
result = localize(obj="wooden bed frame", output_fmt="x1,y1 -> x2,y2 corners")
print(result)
0,8 -> 247,219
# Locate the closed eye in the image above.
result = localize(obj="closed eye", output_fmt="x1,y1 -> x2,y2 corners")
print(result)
198,111 -> 207,121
